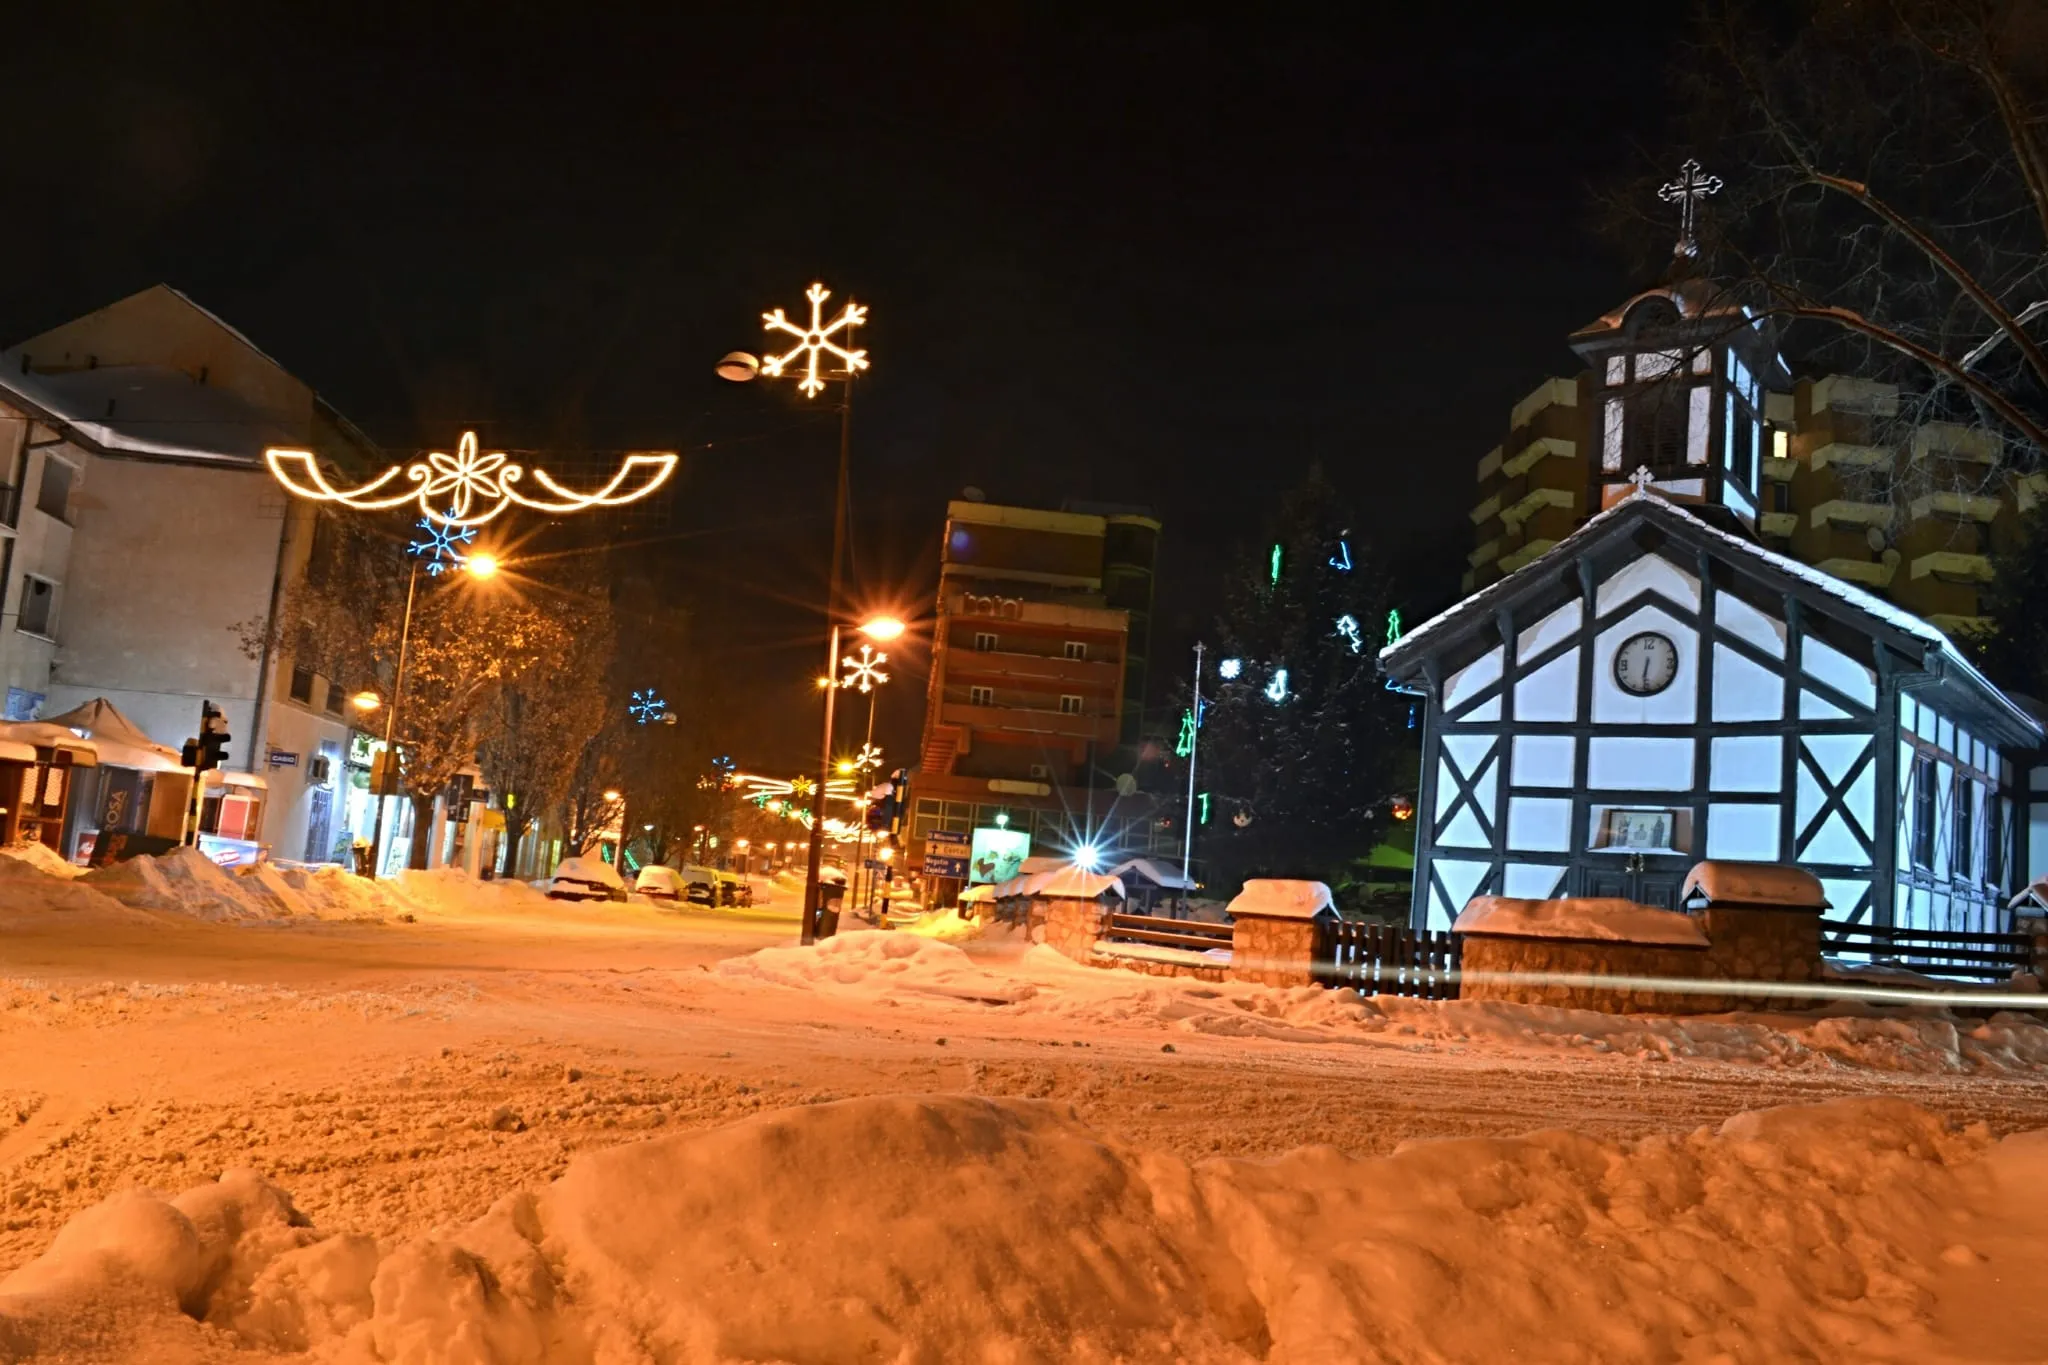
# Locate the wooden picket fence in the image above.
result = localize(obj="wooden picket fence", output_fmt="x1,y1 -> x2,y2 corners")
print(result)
1101,911 -> 1235,955
1318,920 -> 1460,999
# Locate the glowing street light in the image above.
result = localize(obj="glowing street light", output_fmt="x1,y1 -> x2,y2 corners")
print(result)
350,691 -> 382,711
1073,843 -> 1103,872
798,612 -> 911,944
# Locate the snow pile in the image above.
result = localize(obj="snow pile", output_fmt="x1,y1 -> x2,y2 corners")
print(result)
3,1093 -> 2044,1362
0,855 -> 162,928
1455,895 -> 1709,945
254,863 -> 414,921
1225,878 -> 1330,919
78,847 -> 286,922
716,930 -> 1038,1004
0,842 -> 83,880
389,867 -> 559,919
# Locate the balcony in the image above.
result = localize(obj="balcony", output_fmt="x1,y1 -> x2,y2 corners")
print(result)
1909,551 -> 1993,584
1501,436 -> 1575,480
937,700 -> 1118,747
2019,472 -> 2048,514
1810,498 -> 1894,531
1497,538 -> 1558,575
1907,491 -> 2001,524
1510,377 -> 1577,432
1469,491 -> 1500,526
1809,442 -> 1892,473
1758,511 -> 1797,538
1816,557 -> 1895,588
946,649 -> 1119,691
1911,423 -> 1998,465
1759,455 -> 1796,482
1498,485 -> 1573,533
1468,537 -> 1501,569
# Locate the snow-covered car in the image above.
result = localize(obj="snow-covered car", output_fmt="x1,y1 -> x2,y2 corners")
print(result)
715,872 -> 754,907
680,866 -> 719,905
633,865 -> 685,901
548,855 -> 626,902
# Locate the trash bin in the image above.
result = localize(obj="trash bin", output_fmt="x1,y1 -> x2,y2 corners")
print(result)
816,907 -> 841,939
351,846 -> 374,878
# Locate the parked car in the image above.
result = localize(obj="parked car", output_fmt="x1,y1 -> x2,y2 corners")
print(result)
634,865 -> 685,901
548,855 -> 626,902
716,871 -> 754,907
680,866 -> 720,905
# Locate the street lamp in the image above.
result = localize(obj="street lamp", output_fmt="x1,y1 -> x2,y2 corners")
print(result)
721,282 -> 876,945
366,549 -> 501,876
350,691 -> 381,712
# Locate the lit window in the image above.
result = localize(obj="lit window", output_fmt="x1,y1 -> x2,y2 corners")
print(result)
1059,695 -> 1083,715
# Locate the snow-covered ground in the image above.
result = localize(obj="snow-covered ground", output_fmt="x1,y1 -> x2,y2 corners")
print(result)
3,852 -> 2048,1360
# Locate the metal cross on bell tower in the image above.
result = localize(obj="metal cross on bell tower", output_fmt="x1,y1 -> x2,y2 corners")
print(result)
1657,158 -> 1723,259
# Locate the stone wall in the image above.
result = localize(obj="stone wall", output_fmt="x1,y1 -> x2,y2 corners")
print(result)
1228,914 -> 1326,988
1038,897 -> 1109,964
1700,906 -> 1821,986
1460,935 -> 1712,1013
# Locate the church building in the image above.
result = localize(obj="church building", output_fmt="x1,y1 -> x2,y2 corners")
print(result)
1381,482 -> 2041,933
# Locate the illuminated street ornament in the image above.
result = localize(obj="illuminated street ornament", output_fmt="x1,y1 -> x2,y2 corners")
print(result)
264,431 -> 678,528
1175,708 -> 1196,758
406,517 -> 475,575
1073,843 -> 1102,872
853,742 -> 884,773
1329,539 -> 1352,571
838,644 -> 889,693
628,689 -> 670,724
1269,544 -> 1283,585
761,283 -> 870,398
1265,668 -> 1289,703
1335,614 -> 1363,654
1658,157 -> 1722,259
1384,608 -> 1403,646
1197,792 -> 1211,825
1217,657 -> 1242,680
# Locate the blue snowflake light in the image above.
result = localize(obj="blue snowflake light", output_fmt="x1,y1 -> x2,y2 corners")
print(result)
629,689 -> 669,724
406,517 -> 475,574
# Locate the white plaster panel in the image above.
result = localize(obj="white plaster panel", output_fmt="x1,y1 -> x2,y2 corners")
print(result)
1803,733 -> 1870,787
1709,736 -> 1781,793
1716,592 -> 1786,658
1517,598 -> 1581,665
1846,761 -> 1877,839
1442,733 -> 1496,780
1502,863 -> 1566,900
1428,882 -> 1453,933
1799,690 -> 1849,721
1510,735 -> 1575,789
1437,804 -> 1490,849
1802,635 -> 1876,710
1513,649 -> 1579,723
1455,697 -> 1501,723
1592,605 -> 1697,725
1596,554 -> 1700,617
1586,736 -> 1693,790
1712,642 -> 1781,722
1805,812 -> 1870,867
1706,803 -> 1780,862
1796,763 -> 1826,836
1434,858 -> 1492,921
1507,797 -> 1572,853
1443,647 -> 1503,715
1819,877 -> 1870,921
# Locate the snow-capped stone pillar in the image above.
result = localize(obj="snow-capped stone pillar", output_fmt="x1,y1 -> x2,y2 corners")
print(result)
1679,862 -> 1827,989
1224,880 -> 1336,989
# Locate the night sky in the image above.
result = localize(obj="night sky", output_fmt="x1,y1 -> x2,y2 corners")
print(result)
7,6 -> 1688,770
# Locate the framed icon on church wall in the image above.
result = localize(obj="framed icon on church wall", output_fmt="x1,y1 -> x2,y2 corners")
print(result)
1590,806 -> 1689,854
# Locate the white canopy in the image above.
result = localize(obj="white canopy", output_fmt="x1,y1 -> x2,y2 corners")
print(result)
43,698 -> 183,773
1022,866 -> 1126,900
1107,857 -> 1198,891
0,721 -> 98,767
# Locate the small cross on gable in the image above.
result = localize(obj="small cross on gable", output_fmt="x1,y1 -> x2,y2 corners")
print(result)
1657,158 -> 1722,258
1628,465 -> 1657,493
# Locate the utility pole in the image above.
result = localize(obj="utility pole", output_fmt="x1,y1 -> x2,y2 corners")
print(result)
1179,641 -> 1204,915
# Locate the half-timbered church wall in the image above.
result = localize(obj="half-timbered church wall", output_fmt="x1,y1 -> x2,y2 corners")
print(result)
1385,491 -> 2042,933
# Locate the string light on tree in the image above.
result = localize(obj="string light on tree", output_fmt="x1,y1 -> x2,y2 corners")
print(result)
1175,708 -> 1197,758
1334,614 -> 1364,654
265,431 -> 677,527
760,283 -> 871,398
1265,668 -> 1289,704
1217,657 -> 1242,680
406,518 -> 476,575
1269,544 -> 1283,585
1328,538 -> 1352,571
838,643 -> 889,693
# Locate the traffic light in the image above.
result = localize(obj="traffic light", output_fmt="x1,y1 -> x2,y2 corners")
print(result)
184,702 -> 232,773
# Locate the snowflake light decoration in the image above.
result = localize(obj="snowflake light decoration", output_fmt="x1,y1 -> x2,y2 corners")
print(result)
761,283 -> 870,398
628,689 -> 669,724
838,644 -> 889,693
1335,614 -> 1364,654
1265,668 -> 1289,704
265,430 -> 678,528
1217,657 -> 1242,680
853,742 -> 884,773
407,517 -> 475,575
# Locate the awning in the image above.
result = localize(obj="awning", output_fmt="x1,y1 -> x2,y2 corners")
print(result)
0,722 -> 98,766
202,769 -> 268,792
41,698 -> 182,771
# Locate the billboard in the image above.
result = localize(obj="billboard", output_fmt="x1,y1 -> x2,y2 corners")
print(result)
968,826 -> 1030,884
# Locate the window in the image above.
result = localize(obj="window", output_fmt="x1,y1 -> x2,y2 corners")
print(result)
1029,763 -> 1050,779
1063,641 -> 1087,660
1910,756 -> 1936,869
1771,482 -> 1792,514
322,678 -> 345,716
1059,694 -> 1083,715
0,421 -> 24,527
36,456 -> 73,522
289,665 -> 315,704
17,575 -> 54,637
969,685 -> 994,706
1951,771 -> 1974,882
1989,798 -> 2008,890
974,632 -> 997,652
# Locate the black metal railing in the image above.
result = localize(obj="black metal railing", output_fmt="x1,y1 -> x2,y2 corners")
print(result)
1100,911 -> 1234,956
1319,920 -> 1460,999
1819,918 -> 2033,982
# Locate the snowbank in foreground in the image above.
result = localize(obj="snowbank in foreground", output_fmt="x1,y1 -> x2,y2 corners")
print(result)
1,1093 -> 2041,1362
716,929 -> 1037,1004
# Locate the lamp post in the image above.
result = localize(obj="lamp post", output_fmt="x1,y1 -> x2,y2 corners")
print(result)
365,550 -> 500,876
795,614 -> 904,942
719,282 -> 876,944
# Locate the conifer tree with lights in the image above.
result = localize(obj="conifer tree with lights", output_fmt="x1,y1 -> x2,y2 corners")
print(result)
1180,467 -> 1403,903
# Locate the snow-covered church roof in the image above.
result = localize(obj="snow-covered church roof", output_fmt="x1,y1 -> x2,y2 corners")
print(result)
1380,486 -> 2042,748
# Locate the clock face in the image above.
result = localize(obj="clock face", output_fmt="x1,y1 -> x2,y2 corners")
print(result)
1613,631 -> 1679,696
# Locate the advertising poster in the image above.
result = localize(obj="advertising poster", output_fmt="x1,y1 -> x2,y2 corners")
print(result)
968,826 -> 1030,884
